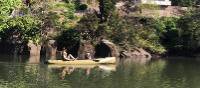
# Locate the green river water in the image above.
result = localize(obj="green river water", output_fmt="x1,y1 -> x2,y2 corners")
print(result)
0,55 -> 200,88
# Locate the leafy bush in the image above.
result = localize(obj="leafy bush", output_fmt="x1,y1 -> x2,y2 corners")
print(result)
56,29 -> 80,50
177,9 -> 200,53
0,0 -> 22,32
1,16 -> 41,44
76,13 -> 99,40
171,0 -> 197,7
157,17 -> 181,54
105,15 -> 166,54
158,11 -> 200,55
47,2 -> 77,30
98,0 -> 116,22
0,0 -> 22,16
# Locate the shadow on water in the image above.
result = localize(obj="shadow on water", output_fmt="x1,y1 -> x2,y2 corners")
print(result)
0,54 -> 48,64
0,54 -> 30,63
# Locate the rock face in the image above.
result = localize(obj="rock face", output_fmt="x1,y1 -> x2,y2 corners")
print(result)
78,40 -> 95,59
27,41 -> 41,63
45,40 -> 57,60
27,42 -> 41,56
77,39 -> 119,59
120,47 -> 152,59
95,39 -> 119,58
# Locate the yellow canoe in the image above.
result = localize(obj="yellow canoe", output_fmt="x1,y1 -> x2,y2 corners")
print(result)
47,57 -> 116,65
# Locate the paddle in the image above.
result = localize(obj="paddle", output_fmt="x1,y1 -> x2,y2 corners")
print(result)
93,59 -> 100,62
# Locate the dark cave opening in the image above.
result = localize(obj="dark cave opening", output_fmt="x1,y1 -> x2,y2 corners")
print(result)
95,43 -> 111,58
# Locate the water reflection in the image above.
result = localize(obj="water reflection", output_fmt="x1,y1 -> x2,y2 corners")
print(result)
28,55 -> 40,64
48,64 -> 117,80
2,56 -> 200,88
0,63 -> 49,88
120,57 -> 151,65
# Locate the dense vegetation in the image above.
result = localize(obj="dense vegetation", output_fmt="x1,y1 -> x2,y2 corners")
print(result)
172,0 -> 200,7
1,0 -> 200,56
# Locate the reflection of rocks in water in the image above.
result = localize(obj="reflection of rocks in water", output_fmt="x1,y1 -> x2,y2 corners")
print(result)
121,57 -> 151,65
27,41 -> 41,63
27,41 -> 41,56
28,56 -> 40,64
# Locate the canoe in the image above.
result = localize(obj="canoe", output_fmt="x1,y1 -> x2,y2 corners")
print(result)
47,57 -> 116,65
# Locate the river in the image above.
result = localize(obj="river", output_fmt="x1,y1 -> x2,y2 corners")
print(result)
0,55 -> 200,88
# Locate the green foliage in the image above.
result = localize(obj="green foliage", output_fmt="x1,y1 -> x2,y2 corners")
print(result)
106,14 -> 134,45
0,0 -> 22,16
76,12 -> 166,54
76,13 -> 99,40
134,17 -> 166,54
1,16 -> 41,44
0,16 -> 8,32
56,29 -> 80,50
98,0 -> 116,22
171,0 -> 198,7
157,10 -> 200,55
27,0 -> 77,32
2,0 -> 200,56
74,1 -> 88,11
0,0 -> 22,32
177,9 -> 200,53
157,17 -> 181,54
105,15 -> 166,54
138,4 -> 160,10
47,2 -> 77,30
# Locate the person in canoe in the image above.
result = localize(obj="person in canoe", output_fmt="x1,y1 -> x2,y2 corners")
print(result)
62,47 -> 76,61
85,52 -> 92,60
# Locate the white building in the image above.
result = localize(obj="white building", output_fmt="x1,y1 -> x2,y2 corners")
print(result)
134,0 -> 171,6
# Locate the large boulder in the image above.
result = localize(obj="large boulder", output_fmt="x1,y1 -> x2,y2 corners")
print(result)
27,41 -> 41,63
45,40 -> 57,60
120,47 -> 152,59
27,41 -> 41,56
95,39 -> 119,58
